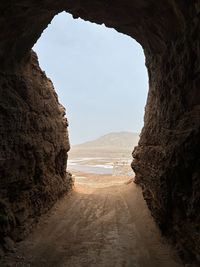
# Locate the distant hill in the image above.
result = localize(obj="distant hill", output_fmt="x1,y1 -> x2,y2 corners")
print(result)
74,132 -> 139,149
69,132 -> 139,158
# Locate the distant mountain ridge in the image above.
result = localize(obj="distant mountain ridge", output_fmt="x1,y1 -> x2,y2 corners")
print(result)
72,132 -> 139,150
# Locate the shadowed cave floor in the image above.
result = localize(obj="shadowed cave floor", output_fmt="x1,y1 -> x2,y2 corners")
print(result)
1,174 -> 183,267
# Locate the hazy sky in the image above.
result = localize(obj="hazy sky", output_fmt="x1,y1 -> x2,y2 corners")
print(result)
34,12 -> 148,145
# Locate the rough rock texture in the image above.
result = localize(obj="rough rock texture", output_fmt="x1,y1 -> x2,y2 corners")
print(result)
132,17 -> 200,264
0,1 -> 191,70
0,0 -> 200,265
0,51 -> 73,247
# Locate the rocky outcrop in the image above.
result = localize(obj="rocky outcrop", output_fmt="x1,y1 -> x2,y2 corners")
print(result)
0,1 -> 191,70
0,51 -> 73,247
0,1 -> 200,266
132,16 -> 200,264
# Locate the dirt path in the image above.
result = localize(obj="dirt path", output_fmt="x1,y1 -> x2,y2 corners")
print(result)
1,180 -> 183,267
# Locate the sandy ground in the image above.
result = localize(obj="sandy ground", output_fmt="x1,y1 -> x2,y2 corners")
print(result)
1,173 -> 183,267
71,171 -> 132,188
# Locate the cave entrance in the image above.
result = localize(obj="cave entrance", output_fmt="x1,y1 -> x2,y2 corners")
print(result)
34,11 -> 148,188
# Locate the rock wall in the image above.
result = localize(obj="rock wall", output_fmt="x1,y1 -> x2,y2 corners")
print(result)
132,16 -> 200,264
0,52 -> 73,247
0,0 -> 200,265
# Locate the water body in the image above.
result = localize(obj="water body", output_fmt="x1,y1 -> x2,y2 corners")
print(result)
68,163 -> 113,174
68,158 -> 133,175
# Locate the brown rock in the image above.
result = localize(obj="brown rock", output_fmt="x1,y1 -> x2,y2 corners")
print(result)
0,1 -> 199,266
0,247 -> 4,258
3,237 -> 15,252
0,51 -> 73,243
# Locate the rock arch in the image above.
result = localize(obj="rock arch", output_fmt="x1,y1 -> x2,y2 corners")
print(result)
0,1 -> 199,264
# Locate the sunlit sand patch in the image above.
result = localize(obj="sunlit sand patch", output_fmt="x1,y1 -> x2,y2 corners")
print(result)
72,170 -> 133,190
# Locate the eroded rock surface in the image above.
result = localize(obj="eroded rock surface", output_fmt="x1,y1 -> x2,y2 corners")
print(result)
0,1 -> 200,266
0,51 -> 73,247
132,15 -> 200,264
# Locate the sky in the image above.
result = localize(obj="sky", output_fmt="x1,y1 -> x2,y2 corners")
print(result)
34,12 -> 148,145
